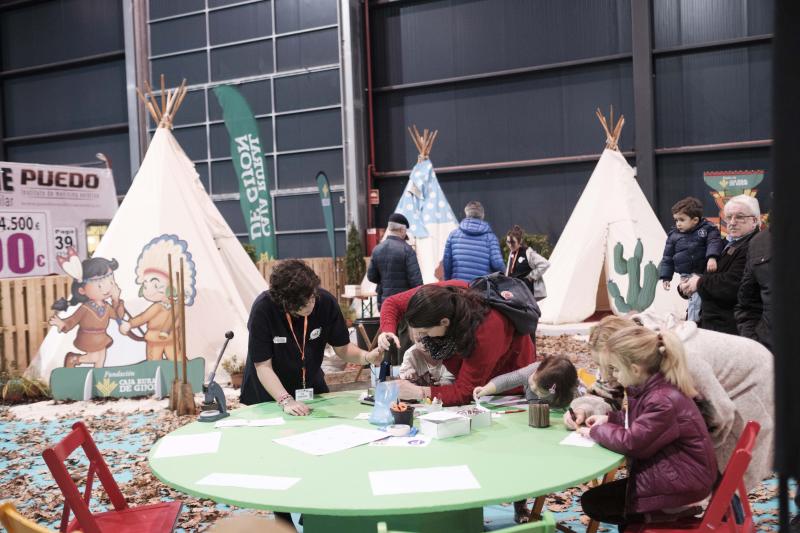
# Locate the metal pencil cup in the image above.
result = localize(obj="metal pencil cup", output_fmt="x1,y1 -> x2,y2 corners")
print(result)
528,400 -> 550,428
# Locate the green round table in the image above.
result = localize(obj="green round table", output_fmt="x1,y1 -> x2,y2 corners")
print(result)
148,391 -> 621,533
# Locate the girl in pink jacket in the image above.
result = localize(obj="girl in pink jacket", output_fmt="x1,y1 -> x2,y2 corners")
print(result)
578,326 -> 717,529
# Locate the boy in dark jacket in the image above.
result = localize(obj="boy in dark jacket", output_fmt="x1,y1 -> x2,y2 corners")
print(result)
659,197 -> 723,322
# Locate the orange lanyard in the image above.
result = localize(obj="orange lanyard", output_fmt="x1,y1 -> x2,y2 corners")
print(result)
507,250 -> 520,276
286,314 -> 309,389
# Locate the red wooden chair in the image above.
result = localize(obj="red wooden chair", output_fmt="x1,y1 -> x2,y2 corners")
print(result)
42,421 -> 182,533
628,420 -> 760,533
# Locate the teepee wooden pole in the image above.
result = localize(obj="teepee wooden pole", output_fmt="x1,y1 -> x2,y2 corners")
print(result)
160,74 -> 166,117
167,254 -> 179,411
173,79 -> 188,116
408,126 -> 423,155
136,89 -> 160,124
609,105 -> 614,135
179,258 -> 188,385
144,81 -> 162,121
428,130 -> 438,157
176,258 -> 196,415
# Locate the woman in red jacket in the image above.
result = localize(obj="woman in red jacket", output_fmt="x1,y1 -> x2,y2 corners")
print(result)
578,326 -> 717,528
378,282 -> 535,406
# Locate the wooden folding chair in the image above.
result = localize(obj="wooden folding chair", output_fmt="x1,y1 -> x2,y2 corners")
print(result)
627,420 -> 760,532
0,501 -> 55,533
42,421 -> 182,533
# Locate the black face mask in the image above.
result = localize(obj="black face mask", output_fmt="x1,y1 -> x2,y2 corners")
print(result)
420,335 -> 457,361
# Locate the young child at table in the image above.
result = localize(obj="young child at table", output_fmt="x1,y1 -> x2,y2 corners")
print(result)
398,342 -> 455,386
578,326 -> 717,529
473,355 -> 578,408
473,355 -> 578,524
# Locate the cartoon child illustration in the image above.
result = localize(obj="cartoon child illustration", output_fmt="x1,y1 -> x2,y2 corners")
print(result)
49,247 -> 125,368
119,235 -> 197,361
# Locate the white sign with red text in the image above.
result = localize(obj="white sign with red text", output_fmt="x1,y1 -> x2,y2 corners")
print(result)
0,162 -> 117,278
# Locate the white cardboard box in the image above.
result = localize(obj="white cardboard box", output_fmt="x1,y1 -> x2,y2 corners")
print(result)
449,407 -> 491,429
419,411 -> 470,439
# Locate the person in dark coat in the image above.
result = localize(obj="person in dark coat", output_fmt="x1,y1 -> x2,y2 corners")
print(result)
442,201 -> 505,282
679,195 -> 761,335
658,196 -> 723,322
735,226 -> 772,350
579,326 -> 717,529
367,213 -> 423,309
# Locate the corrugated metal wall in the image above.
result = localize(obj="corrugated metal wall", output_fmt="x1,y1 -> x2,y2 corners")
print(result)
370,0 -> 773,245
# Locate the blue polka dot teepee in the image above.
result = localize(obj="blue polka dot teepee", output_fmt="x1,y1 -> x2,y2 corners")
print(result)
393,126 -> 458,282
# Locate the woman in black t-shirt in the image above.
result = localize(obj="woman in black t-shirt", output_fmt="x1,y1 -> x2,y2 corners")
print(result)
240,260 -> 382,415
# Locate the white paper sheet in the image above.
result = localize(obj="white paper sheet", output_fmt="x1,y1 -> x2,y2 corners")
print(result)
153,432 -> 222,459
196,473 -> 300,490
247,417 -> 286,427
214,419 -> 249,428
273,424 -> 386,455
484,395 -> 528,407
369,465 -> 480,496
214,417 -> 285,428
368,435 -> 432,447
560,432 -> 596,447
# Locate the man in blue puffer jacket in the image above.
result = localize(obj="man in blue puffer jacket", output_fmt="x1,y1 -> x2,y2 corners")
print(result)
442,201 -> 505,282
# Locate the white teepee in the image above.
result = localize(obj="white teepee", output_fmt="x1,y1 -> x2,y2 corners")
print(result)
539,109 -> 686,324
362,126 -> 457,294
28,80 -> 266,383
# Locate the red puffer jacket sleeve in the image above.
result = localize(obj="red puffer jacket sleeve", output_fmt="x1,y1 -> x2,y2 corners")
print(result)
378,280 -> 467,334
430,310 -> 535,406
590,395 -> 680,459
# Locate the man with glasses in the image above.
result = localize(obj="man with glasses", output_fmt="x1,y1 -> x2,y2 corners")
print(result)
679,195 -> 762,335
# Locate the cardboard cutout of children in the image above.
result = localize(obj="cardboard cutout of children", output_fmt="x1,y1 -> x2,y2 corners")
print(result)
49,247 -> 127,368
49,234 -> 198,369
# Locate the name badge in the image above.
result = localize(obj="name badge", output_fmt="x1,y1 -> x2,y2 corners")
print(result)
295,388 -> 314,401
273,336 -> 287,344
310,327 -> 321,340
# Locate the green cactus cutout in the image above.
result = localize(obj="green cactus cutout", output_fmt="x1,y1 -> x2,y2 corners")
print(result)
606,239 -> 658,313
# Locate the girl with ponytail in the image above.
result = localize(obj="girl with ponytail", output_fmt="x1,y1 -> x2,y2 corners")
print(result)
577,325 -> 717,528
376,281 -> 535,406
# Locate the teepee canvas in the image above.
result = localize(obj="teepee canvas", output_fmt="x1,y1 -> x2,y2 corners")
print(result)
539,109 -> 686,324
28,79 -> 267,391
365,126 -> 458,290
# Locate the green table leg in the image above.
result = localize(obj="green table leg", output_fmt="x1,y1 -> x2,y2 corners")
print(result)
303,507 -> 483,533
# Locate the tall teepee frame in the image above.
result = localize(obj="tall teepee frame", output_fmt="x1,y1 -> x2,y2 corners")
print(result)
408,124 -> 438,163
595,106 -> 625,151
136,75 -> 188,130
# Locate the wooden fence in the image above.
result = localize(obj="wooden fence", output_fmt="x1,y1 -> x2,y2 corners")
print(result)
0,275 -> 72,373
257,256 -> 349,298
1,257 -> 368,373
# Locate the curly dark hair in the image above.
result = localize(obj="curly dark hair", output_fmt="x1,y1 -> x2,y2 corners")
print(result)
405,285 -> 489,358
268,259 -> 321,313
671,196 -> 703,220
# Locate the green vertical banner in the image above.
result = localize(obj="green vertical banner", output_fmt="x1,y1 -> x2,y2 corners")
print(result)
316,172 -> 336,258
213,85 -> 276,260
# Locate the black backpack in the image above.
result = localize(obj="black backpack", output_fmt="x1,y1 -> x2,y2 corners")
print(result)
469,273 -> 541,335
